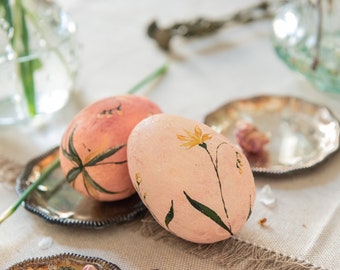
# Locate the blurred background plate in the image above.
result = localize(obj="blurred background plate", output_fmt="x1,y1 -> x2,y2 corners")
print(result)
7,252 -> 120,270
16,147 -> 146,228
204,95 -> 340,174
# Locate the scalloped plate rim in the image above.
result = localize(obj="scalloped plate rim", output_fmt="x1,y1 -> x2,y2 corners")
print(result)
16,147 -> 146,228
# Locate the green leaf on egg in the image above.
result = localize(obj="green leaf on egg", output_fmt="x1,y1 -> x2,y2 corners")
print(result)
65,167 -> 82,183
183,191 -> 233,235
66,129 -> 82,165
165,200 -> 174,229
85,144 -> 127,166
246,195 -> 253,221
82,169 -> 124,194
61,128 -> 128,195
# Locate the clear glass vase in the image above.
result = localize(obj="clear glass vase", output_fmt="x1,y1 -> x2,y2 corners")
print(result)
0,0 -> 78,125
272,0 -> 340,93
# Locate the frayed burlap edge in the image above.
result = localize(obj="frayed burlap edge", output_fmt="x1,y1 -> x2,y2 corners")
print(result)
0,155 -> 22,184
0,157 -> 324,269
130,213 -> 324,270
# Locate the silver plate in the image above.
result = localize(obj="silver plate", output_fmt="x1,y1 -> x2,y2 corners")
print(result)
16,147 -> 146,228
204,95 -> 340,174
7,252 -> 120,270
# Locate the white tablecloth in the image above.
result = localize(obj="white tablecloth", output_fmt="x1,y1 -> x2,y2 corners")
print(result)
1,0 -> 339,269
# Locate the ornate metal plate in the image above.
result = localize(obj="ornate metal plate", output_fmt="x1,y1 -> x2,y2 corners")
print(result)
204,95 -> 340,174
16,147 -> 146,228
7,253 -> 120,270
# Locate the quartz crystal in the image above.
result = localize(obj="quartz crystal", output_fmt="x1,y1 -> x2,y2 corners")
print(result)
38,236 -> 53,250
259,184 -> 276,208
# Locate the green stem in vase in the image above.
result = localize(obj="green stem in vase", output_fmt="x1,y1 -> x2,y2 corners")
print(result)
23,6 -> 75,80
0,157 -> 60,224
12,0 -> 39,117
1,0 -> 39,117
311,0 -> 322,70
1,1 -> 13,29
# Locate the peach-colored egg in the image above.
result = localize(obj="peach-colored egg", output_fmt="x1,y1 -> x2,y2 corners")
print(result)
127,114 -> 255,244
59,95 -> 162,201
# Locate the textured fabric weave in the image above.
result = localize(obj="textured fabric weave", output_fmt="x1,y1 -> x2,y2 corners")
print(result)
1,155 -> 339,269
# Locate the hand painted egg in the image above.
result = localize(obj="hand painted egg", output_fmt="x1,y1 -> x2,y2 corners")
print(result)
127,114 -> 255,243
59,95 -> 162,201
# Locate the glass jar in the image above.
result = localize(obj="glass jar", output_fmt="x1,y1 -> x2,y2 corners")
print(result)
272,0 -> 340,93
0,0 -> 78,125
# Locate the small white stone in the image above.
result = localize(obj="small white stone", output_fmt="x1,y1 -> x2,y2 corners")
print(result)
38,236 -> 53,250
259,184 -> 276,208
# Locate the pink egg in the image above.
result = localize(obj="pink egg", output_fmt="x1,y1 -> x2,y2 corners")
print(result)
59,95 -> 162,201
127,114 -> 255,243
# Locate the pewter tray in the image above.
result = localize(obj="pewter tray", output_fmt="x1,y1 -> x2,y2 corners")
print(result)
204,95 -> 340,174
16,147 -> 146,228
6,252 -> 120,270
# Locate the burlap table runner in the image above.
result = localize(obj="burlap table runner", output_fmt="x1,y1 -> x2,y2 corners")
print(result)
2,153 -> 335,270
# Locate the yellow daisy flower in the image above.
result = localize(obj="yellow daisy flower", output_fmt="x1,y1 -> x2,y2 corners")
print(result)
177,125 -> 212,149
